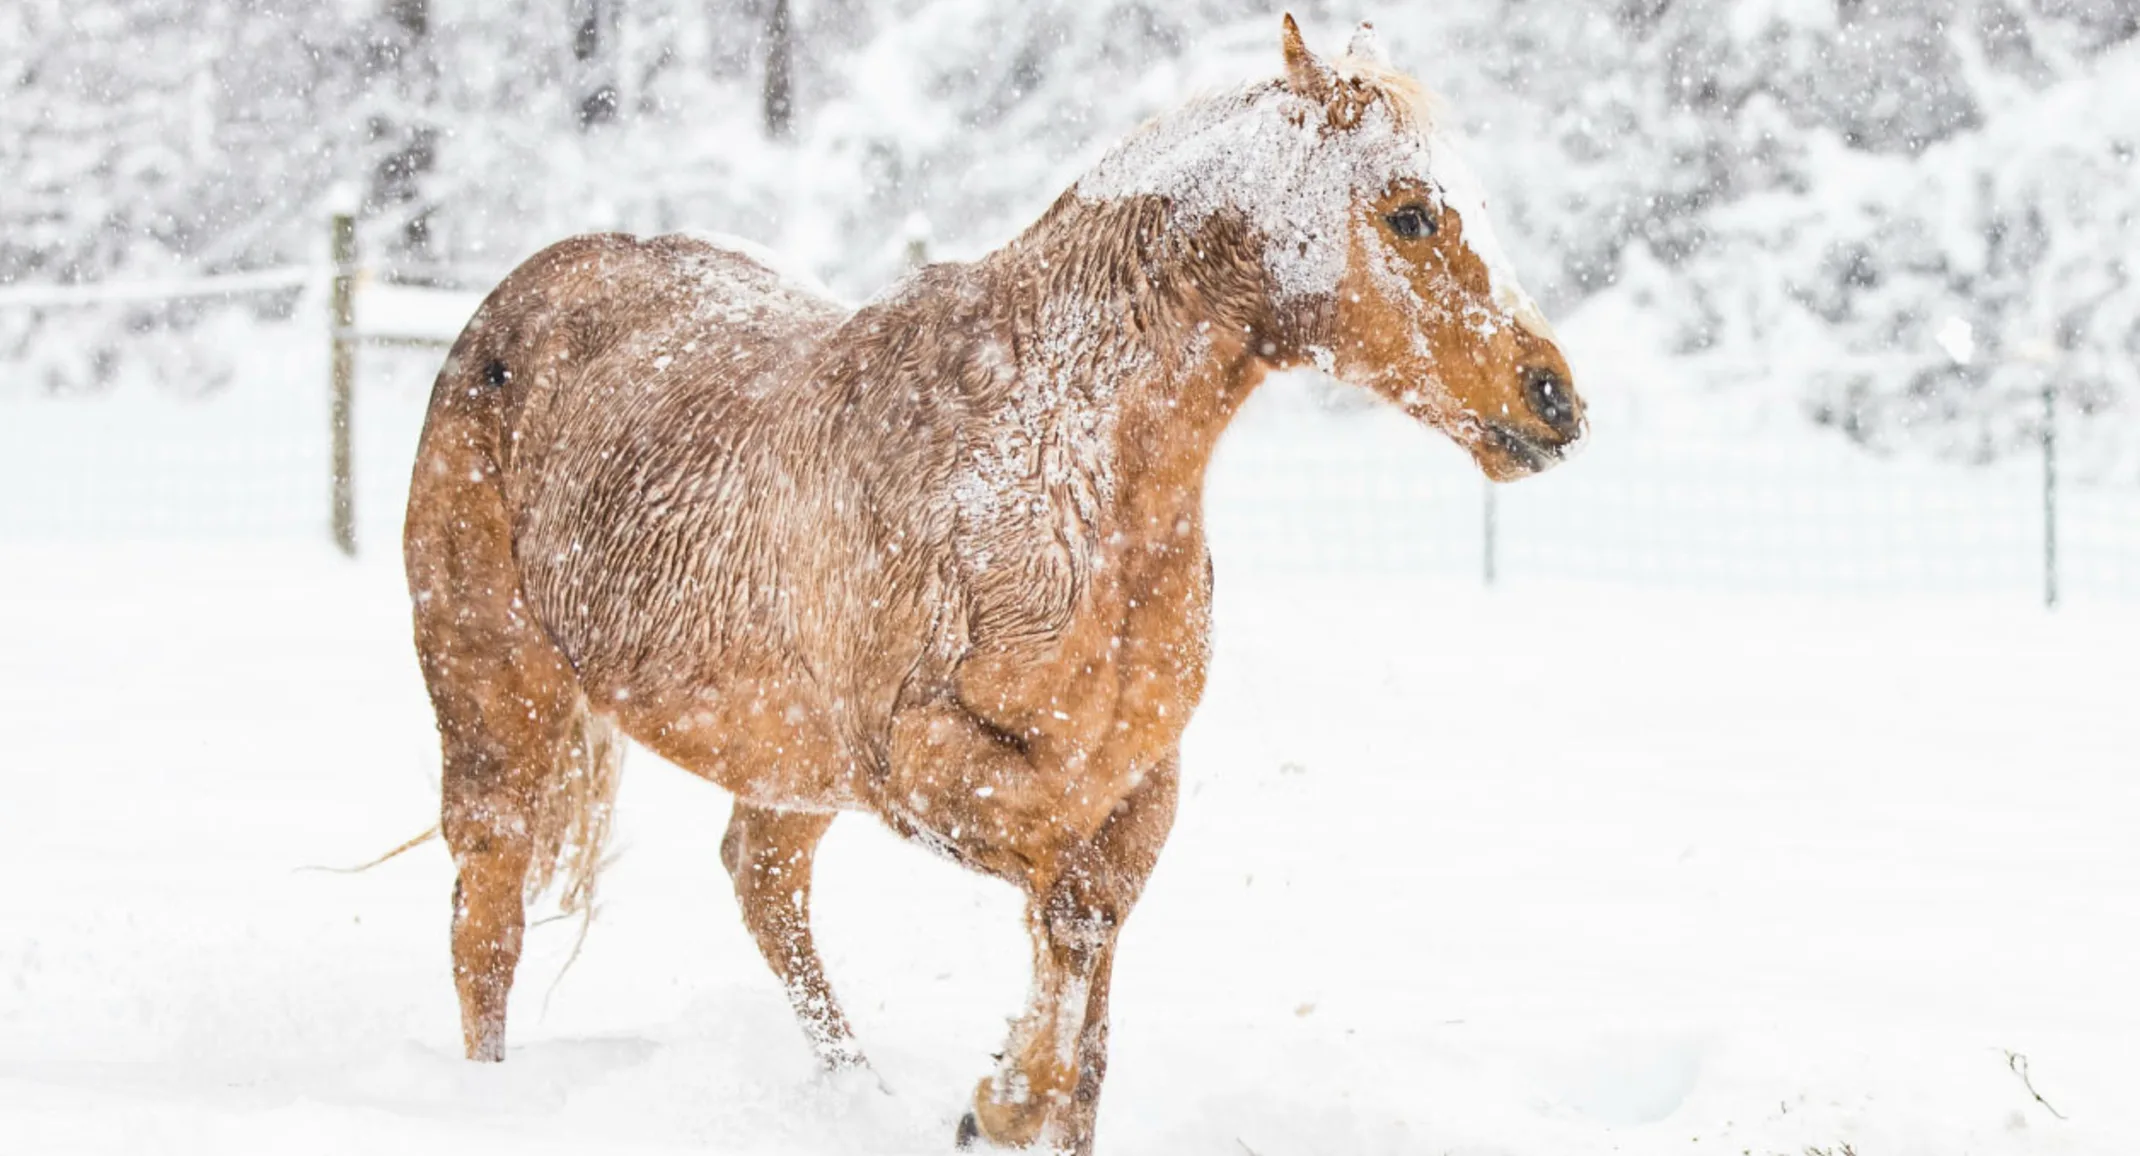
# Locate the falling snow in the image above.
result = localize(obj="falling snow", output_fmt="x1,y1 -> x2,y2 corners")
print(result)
3,3 -> 2139,1155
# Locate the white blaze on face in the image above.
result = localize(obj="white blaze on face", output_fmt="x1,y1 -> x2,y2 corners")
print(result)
1420,129 -> 1557,345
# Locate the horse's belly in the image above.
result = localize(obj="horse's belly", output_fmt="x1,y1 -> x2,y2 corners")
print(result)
606,669 -> 868,810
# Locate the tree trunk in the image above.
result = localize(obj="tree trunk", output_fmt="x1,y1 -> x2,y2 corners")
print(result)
365,0 -> 436,263
574,0 -> 621,130
763,0 -> 793,139
386,0 -> 427,38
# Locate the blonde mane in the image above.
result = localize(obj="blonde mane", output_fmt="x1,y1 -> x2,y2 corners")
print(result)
1073,38 -> 1464,306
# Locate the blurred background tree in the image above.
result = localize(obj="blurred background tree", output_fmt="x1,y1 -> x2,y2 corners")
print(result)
0,0 -> 2132,477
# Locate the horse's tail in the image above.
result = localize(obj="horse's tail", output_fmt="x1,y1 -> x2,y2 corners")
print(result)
524,699 -> 625,919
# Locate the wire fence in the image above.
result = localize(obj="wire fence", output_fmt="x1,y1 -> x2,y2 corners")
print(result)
1206,393 -> 2140,603
0,212 -> 481,549
3,254 -> 2136,605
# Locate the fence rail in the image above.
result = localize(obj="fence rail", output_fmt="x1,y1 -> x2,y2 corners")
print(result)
0,266 -> 317,309
0,211 -> 483,556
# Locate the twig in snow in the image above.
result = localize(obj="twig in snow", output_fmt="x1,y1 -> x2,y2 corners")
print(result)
295,825 -> 440,874
2003,1049 -> 2068,1120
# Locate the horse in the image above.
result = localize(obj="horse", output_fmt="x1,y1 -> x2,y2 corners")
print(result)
402,14 -> 1584,1153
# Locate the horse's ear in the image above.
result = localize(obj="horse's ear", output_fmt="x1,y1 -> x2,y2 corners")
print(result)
1281,13 -> 1335,105
1346,22 -> 1388,67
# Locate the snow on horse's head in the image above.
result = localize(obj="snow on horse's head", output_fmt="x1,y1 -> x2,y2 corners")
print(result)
1076,14 -> 1585,479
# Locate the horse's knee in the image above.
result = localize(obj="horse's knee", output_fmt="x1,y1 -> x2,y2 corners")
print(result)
442,776 -> 536,862
1042,844 -> 1132,957
438,727 -> 554,849
442,765 -> 538,957
446,794 -> 535,937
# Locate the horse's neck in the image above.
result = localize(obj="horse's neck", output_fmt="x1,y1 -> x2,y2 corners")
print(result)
986,195 -> 1269,533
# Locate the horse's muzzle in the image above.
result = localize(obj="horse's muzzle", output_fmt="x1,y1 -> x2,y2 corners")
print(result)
1481,420 -> 1577,478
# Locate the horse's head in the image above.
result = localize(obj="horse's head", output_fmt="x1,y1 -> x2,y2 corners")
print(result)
1281,19 -> 1585,480
1079,15 -> 1585,480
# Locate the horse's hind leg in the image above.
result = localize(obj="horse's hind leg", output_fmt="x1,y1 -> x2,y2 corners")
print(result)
721,803 -> 865,1069
433,679 -> 581,1062
407,422 -> 588,1062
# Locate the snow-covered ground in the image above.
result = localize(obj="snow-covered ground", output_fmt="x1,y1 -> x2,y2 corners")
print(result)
2,540 -> 2135,1155
3,293 -> 2137,1154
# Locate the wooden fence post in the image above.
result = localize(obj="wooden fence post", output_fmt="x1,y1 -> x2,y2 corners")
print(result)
903,212 -> 930,270
1482,478 -> 1498,586
330,211 -> 357,557
2042,380 -> 2058,609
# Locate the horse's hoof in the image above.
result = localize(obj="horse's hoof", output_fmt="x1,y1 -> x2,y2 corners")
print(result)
954,1111 -> 981,1150
817,1047 -> 869,1074
813,1055 -> 892,1099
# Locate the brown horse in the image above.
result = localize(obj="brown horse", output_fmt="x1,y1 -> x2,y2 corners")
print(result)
403,16 -> 1583,1153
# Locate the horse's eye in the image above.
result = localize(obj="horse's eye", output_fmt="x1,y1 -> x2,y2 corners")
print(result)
1384,204 -> 1437,242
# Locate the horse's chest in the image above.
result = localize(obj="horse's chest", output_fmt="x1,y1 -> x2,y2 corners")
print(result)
957,534 -> 1213,763
1105,543 -> 1216,744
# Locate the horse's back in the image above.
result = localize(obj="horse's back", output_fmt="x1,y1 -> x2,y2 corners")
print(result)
412,230 -> 851,664
432,231 -> 843,413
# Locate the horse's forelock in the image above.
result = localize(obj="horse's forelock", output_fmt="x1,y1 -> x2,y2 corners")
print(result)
1073,57 -> 1459,304
1332,59 -> 1441,135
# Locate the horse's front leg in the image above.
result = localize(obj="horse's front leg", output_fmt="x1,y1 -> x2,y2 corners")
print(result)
951,754 -> 1179,1154
720,803 -> 865,1070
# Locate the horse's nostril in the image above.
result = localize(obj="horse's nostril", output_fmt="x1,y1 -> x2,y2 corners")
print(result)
1522,366 -> 1580,439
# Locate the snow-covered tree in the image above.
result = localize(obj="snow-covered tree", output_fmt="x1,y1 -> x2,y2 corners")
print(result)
2,0 -> 2133,478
